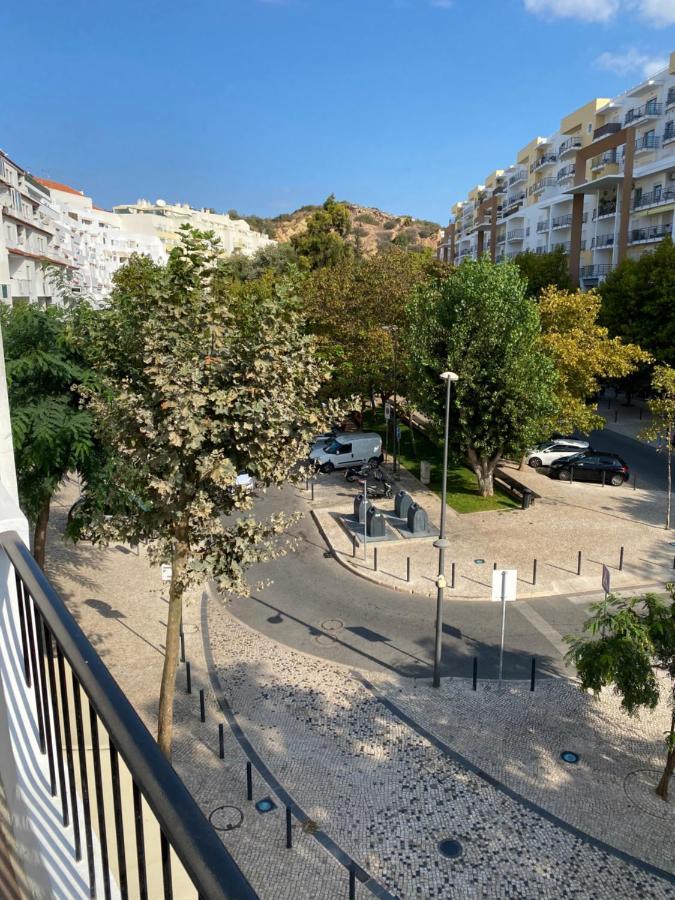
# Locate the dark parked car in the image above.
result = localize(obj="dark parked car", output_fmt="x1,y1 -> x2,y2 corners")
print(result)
548,451 -> 630,486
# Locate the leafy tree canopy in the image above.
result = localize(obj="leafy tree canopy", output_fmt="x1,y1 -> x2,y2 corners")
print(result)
291,195 -> 354,270
514,247 -> 572,298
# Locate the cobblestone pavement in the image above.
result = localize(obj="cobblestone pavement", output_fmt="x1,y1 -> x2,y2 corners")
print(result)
46,481 -> 675,899
206,601 -> 675,898
311,458 -> 675,601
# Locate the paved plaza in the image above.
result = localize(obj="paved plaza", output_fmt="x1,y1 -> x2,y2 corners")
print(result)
45,480 -> 675,899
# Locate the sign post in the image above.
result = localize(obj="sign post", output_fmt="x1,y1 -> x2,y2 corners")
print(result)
602,563 -> 611,598
491,569 -> 517,686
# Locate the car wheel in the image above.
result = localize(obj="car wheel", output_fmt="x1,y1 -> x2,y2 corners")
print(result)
368,457 -> 380,468
610,473 -> 623,487
320,462 -> 335,474
528,457 -> 542,468
558,469 -> 571,481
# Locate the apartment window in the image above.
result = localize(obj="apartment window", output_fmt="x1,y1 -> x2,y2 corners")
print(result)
634,187 -> 643,206
653,184 -> 662,203
0,285 -> 7,300
587,123 -> 592,133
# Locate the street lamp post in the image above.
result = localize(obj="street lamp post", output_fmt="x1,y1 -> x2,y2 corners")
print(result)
392,331 -> 398,476
432,370 -> 459,689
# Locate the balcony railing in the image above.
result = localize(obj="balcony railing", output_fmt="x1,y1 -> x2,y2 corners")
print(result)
0,531 -> 257,900
633,187 -> 675,210
591,149 -> 619,170
557,165 -> 576,182
507,229 -> 525,241
551,213 -> 587,229
529,155 -> 557,174
558,137 -> 582,158
635,133 -> 661,152
580,264 -> 612,279
529,177 -> 557,196
593,200 -> 617,219
507,169 -> 527,186
664,123 -> 675,144
592,122 -> 621,141
625,102 -> 663,125
536,221 -> 549,233
591,233 -> 615,249
628,224 -> 672,244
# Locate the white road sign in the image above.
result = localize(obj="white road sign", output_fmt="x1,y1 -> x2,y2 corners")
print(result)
491,569 -> 518,602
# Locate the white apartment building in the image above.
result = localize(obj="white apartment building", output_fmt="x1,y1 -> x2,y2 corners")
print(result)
438,51 -> 675,288
0,151 -> 69,305
113,198 -> 275,257
37,178 -> 166,306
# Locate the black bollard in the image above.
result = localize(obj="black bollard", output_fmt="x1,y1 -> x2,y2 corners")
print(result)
530,657 -> 536,692
532,559 -> 537,586
493,561 -> 497,571
353,536 -> 357,559
180,631 -> 185,663
601,470 -> 606,488
286,806 -> 292,849
634,473 -> 637,491
186,661 -> 192,694
614,410 -> 618,423
577,551 -> 582,576
219,723 -> 224,759
570,466 -> 574,484
199,689 -> 205,722
374,547 -> 378,572
472,657 -> 478,691
246,762 -> 252,801
349,865 -> 356,900
619,546 -> 624,571
451,562 -> 456,589
406,557 -> 411,583
311,482 -> 315,501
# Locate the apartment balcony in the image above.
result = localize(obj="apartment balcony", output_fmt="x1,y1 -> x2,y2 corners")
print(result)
633,187 -> 675,211
529,154 -> 557,174
551,212 -> 587,229
0,527 -> 257,900
529,177 -> 557,197
507,229 -> 525,242
536,221 -> 549,233
558,137 -> 583,158
508,169 -> 527,187
667,87 -> 675,110
497,234 -> 506,244
591,233 -> 615,249
628,223 -> 672,245
593,200 -> 617,220
634,133 -> 661,154
624,101 -> 663,126
556,164 -> 576,183
663,123 -> 675,145
591,149 -> 620,171
504,191 -> 526,211
580,263 -> 613,281
592,122 -> 622,142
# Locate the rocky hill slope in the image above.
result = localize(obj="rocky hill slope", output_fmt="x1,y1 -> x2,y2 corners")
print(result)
231,203 -> 442,255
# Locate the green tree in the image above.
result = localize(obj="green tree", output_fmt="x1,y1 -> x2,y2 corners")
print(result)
291,195 -> 354,270
1,303 -> 94,568
640,365 -> 675,530
566,589 -> 675,800
408,257 -> 558,496
75,229 -> 335,757
600,237 -> 675,367
514,247 -> 572,299
538,286 -> 650,435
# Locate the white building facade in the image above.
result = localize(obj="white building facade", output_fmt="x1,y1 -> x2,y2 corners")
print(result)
113,198 -> 275,257
438,52 -> 675,288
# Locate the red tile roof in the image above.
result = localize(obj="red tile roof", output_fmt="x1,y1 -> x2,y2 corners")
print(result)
35,177 -> 83,197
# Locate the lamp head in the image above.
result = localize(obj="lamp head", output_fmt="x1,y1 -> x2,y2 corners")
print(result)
441,371 -> 459,382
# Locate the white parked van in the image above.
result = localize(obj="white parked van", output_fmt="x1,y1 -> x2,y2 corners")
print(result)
310,433 -> 383,473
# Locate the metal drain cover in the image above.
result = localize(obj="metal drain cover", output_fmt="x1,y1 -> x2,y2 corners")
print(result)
321,619 -> 344,632
315,634 -> 336,646
561,751 -> 579,764
438,839 -> 463,859
209,806 -> 243,832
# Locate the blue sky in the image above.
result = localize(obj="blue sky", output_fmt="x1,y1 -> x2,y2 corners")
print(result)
1,0 -> 674,223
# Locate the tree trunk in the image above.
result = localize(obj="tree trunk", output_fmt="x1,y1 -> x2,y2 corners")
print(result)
467,448 -> 501,498
518,454 -> 527,472
157,528 -> 189,759
408,408 -> 417,457
655,710 -> 675,800
33,495 -> 51,571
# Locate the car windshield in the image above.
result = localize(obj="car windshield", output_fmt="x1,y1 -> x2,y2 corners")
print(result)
560,452 -> 586,463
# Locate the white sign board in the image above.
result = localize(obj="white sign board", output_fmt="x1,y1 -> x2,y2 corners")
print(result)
161,564 -> 173,583
384,402 -> 392,421
602,564 -> 611,595
491,569 -> 518,602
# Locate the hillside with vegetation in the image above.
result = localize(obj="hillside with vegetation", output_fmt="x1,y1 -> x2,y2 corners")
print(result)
227,202 -> 441,255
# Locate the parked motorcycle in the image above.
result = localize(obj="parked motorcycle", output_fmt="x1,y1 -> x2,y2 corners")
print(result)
365,479 -> 393,500
345,461 -> 383,483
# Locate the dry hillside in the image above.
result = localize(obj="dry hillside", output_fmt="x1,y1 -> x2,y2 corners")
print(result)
234,203 -> 442,255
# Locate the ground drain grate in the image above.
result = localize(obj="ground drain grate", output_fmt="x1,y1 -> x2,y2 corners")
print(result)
561,751 -> 579,764
209,806 -> 243,832
438,839 -> 463,859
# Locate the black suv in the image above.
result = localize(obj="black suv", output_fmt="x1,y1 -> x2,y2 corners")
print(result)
548,451 -> 630,486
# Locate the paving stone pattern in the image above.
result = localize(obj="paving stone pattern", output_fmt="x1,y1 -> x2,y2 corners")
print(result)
207,606 -> 675,899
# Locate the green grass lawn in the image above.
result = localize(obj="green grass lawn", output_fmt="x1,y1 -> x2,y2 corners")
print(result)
363,411 -> 519,514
